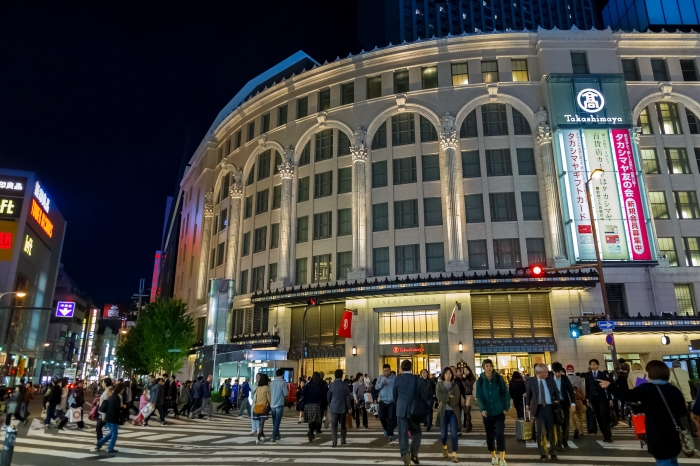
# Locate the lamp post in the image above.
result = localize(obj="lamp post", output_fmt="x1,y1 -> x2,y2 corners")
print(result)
0,292 -> 26,302
584,168 -> 619,370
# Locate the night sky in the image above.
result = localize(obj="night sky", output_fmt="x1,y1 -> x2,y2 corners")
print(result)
0,2 -> 359,305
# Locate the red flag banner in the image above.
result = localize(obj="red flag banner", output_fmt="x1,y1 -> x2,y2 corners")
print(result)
338,309 -> 353,338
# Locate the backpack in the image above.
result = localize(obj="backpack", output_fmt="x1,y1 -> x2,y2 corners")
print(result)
88,397 -> 100,421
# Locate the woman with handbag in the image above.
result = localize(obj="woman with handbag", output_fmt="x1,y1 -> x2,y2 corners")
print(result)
352,372 -> 368,428
4,386 -> 28,429
436,367 -> 461,463
461,365 -> 476,432
253,374 -> 271,444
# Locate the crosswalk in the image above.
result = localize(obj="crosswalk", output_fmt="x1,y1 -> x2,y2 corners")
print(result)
10,411 -> 670,465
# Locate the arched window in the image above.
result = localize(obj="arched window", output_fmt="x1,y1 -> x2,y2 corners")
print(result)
638,107 -> 652,134
460,110 -> 478,138
481,103 -> 508,136
685,108 -> 700,134
372,122 -> 387,149
512,108 -> 531,135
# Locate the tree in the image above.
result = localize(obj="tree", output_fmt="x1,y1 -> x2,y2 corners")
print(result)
115,323 -> 151,375
138,298 -> 196,375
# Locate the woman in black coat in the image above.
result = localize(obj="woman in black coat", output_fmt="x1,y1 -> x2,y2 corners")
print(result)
508,372 -> 527,419
93,383 -> 126,453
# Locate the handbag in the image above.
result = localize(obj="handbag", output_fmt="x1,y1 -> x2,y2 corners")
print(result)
253,403 -> 270,415
140,402 -> 155,417
654,384 -> 695,457
408,375 -> 429,420
553,402 -> 565,426
68,407 -> 82,423
346,412 -> 353,428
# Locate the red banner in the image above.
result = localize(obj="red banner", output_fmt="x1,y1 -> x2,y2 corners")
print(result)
338,309 -> 353,338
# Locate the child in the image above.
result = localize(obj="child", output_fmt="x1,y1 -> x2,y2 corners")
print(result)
132,390 -> 150,426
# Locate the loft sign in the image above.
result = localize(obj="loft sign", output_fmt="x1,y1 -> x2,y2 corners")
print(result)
564,88 -> 622,124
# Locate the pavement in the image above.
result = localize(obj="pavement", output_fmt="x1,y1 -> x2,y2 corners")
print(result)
5,396 -> 685,465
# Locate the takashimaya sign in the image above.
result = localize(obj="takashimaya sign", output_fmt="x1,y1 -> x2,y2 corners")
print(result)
564,88 -> 622,124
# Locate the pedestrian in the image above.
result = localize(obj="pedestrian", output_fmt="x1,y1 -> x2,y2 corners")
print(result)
145,377 -> 166,426
58,379 -> 85,430
253,374 -> 271,444
249,373 -> 261,435
324,377 -> 333,429
95,378 -> 113,440
550,362 -> 576,451
189,374 -> 213,420
178,381 -> 192,417
238,377 -> 251,417
375,364 -> 397,441
54,378 -> 69,430
269,369 -> 288,444
436,367 -> 460,463
566,365 -> 586,439
461,365 -> 476,432
295,379 -> 305,423
327,368 -> 353,447
475,359 -> 510,466
508,372 -> 526,419
302,372 -> 325,442
320,373 -> 329,432
526,363 -> 561,461
393,359 -> 430,466
4,385 -> 28,429
44,379 -> 63,429
419,369 -> 436,432
352,372 -> 369,428
190,375 -> 203,418
128,378 -> 139,415
92,382 -> 127,454
231,379 -> 240,410
167,375 -> 178,419
669,361 -> 694,433
584,359 -> 613,442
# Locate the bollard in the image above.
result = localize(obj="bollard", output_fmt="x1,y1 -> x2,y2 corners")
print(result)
0,425 -> 16,466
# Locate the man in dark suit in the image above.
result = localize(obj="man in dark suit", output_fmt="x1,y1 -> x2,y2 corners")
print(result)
525,363 -> 561,461
583,358 -> 613,443
550,362 -> 576,450
327,368 -> 353,447
393,359 -> 430,466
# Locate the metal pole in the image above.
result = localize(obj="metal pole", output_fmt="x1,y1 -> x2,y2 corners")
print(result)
300,306 -> 311,379
0,425 -> 16,466
585,181 -> 619,370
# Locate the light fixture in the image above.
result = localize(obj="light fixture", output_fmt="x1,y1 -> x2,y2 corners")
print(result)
16,292 -> 26,298
589,168 -> 605,181
661,334 -> 670,345
43,343 -> 50,347
352,346 -> 357,356
458,341 -> 463,353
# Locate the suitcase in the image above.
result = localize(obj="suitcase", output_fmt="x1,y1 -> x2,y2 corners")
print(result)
586,406 -> 598,434
516,395 -> 533,442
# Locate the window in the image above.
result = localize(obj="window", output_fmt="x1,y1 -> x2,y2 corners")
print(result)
372,160 -> 388,187
268,263 -> 278,285
258,150 -> 270,180
422,155 -> 440,181
460,110 -> 478,137
606,284 -> 627,318
651,58 -> 669,81
425,243 -> 445,272
244,195 -> 253,218
486,149 -> 512,176
216,241 -> 225,266
373,247 -> 390,276
270,223 -> 279,249
394,199 -> 419,229
337,167 -> 352,194
465,194 -> 485,223
421,66 -> 438,89
312,254 -> 332,282
253,226 -> 267,253
621,59 -> 640,81
526,238 -> 546,265
420,115 -> 438,142
255,189 -> 269,215
337,252 -> 352,280
638,107 -> 653,135
666,148 -> 691,174
393,157 -> 417,184
315,129 -> 334,162
298,176 -> 310,202
337,208 -> 352,236
687,110 -> 700,134
684,237 -> 700,266
261,113 -> 270,133
462,150 -> 481,178
372,203 -> 389,231
219,210 -> 227,231
658,237 -> 679,266
313,212 -> 332,240
234,130 -> 242,149
648,192 -> 669,219
391,113 -> 416,146
521,192 -> 541,220
272,185 -> 281,209
239,270 -> 249,295
296,216 -> 309,243
246,121 -> 255,142
424,198 -> 442,226
482,104 -> 508,136
251,266 -> 265,292
571,52 -> 589,74
468,240 -> 488,269
278,104 -> 288,126
242,232 -> 250,256
209,248 -> 215,270
394,69 -> 409,93
516,148 -> 536,175
297,96 -> 308,119
512,108 -> 531,135
490,192 -> 517,221
247,167 -> 255,185
318,89 -> 331,111
511,59 -> 528,81
675,191 -> 700,219
641,148 -> 660,174
341,82 -> 354,105
657,102 -> 683,135
213,214 -> 219,233
338,131 -> 350,156
372,121 -> 387,149
395,244 -> 420,274
451,62 -> 468,85
314,171 -> 332,198
295,258 -> 308,285
299,141 -> 311,166
675,284 -> 697,316
696,149 -> 700,172
494,238 -> 521,269
378,309 -> 439,344
274,151 -> 282,175
481,60 -> 499,83
681,59 -> 698,81
367,75 -> 382,99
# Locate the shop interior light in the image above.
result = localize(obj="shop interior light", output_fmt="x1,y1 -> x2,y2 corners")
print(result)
458,341 -> 463,353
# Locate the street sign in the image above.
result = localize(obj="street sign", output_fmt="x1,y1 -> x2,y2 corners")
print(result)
167,349 -> 182,353
605,334 -> 614,346
598,320 -> 615,334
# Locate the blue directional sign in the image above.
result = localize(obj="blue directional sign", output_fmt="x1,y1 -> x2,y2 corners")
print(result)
598,320 -> 615,333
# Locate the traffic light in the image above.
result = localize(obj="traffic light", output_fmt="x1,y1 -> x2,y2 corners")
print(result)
569,322 -> 580,339
515,265 -> 545,277
307,298 -> 322,307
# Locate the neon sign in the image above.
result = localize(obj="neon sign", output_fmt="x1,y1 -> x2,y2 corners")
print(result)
29,199 -> 54,238
34,182 -> 50,213
0,232 -> 11,250
23,235 -> 32,256
0,198 -> 22,219
392,346 -> 425,354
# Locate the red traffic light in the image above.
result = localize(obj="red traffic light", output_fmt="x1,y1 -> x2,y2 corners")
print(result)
531,265 -> 543,276
307,298 -> 321,307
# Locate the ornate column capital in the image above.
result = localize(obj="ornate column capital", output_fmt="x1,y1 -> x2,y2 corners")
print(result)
439,112 -> 458,149
537,125 -> 552,146
633,126 -> 642,143
278,162 -> 295,179
203,190 -> 214,218
229,182 -> 244,198
351,144 -> 367,162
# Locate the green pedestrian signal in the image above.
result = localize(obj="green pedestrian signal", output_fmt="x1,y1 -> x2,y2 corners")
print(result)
569,322 -> 580,339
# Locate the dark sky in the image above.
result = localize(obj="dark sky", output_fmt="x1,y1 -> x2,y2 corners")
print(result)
0,1 -> 359,305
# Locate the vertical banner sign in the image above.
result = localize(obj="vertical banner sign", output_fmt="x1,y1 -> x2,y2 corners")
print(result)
338,309 -> 353,338
582,129 -> 629,260
611,129 -> 652,260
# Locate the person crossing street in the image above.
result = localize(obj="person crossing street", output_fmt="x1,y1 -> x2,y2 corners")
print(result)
327,368 -> 353,447
375,364 -> 396,441
526,363 -> 561,461
189,374 -> 213,420
269,369 -> 288,444
393,359 -> 430,466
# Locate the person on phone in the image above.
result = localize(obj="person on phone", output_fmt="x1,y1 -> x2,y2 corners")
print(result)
584,359 -> 613,443
475,359 -> 510,466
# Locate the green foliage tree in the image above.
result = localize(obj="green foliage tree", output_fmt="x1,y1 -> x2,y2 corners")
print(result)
115,323 -> 151,375
138,298 -> 196,375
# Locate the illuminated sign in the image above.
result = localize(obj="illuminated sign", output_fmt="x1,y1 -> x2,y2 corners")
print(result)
0,176 -> 27,196
577,89 -> 605,113
0,198 -> 22,220
34,181 -> 50,213
150,251 -> 161,303
103,304 -> 125,319
29,199 -> 54,238
56,301 -> 76,318
23,235 -> 33,256
0,232 -> 12,250
0,221 -> 17,261
392,346 -> 425,354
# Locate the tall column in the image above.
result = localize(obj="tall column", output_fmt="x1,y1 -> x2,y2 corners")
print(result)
348,128 -> 368,280
272,148 -> 295,289
196,190 -> 214,302
225,173 -> 243,281
439,113 -> 469,272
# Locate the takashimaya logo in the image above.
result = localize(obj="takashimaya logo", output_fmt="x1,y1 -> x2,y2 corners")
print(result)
577,88 -> 605,113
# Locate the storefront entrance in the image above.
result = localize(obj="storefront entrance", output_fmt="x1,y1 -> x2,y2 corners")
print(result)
383,354 -> 441,375
475,352 -> 549,379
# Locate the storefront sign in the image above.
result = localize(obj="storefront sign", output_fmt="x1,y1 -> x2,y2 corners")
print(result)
380,343 -> 440,356
103,304 -> 125,319
34,181 -> 50,213
0,197 -> 22,220
0,221 -> 17,261
29,198 -> 54,238
56,301 -> 76,318
393,346 -> 424,354
23,235 -> 32,256
0,176 -> 27,196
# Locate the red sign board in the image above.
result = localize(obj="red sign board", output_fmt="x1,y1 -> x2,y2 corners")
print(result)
393,346 -> 425,354
103,303 -> 125,319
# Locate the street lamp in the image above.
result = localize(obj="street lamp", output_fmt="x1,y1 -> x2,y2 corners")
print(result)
0,291 -> 26,302
584,168 -> 618,369
458,341 -> 463,353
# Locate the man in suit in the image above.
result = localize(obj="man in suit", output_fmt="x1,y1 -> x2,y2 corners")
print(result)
584,359 -> 613,443
525,363 -> 561,461
393,359 -> 430,466
550,362 -> 576,450
327,368 -> 353,447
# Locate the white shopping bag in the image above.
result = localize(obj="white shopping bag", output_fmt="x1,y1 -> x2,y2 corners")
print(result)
68,407 -> 82,423
140,402 -> 155,417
